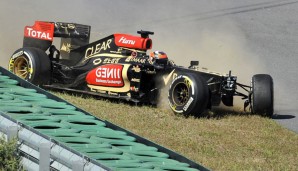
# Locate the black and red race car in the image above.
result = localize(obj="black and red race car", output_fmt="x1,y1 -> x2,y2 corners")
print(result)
8,21 -> 274,117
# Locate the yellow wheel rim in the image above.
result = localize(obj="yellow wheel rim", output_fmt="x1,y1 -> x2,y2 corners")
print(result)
13,56 -> 30,79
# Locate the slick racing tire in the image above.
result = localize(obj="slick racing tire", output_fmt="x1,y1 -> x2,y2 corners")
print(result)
251,74 -> 274,117
9,47 -> 51,86
168,73 -> 209,116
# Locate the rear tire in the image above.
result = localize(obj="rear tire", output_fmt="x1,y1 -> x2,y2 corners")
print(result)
251,74 -> 274,117
168,73 -> 209,116
9,47 -> 51,86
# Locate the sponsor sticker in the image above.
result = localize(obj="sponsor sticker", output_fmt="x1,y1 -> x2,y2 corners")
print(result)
132,65 -> 141,72
131,78 -> 140,82
84,39 -> 112,59
125,56 -> 146,63
114,34 -> 152,50
118,36 -> 135,45
12,51 -> 24,59
86,64 -> 124,87
183,97 -> 194,111
24,21 -> 54,41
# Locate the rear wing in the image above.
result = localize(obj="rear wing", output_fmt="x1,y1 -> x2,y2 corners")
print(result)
23,21 -> 91,51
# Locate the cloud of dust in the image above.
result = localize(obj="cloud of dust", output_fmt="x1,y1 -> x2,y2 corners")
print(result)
154,18 -> 266,109
0,1 -> 267,110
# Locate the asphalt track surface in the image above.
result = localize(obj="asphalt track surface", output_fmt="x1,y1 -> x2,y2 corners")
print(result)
0,0 -> 297,133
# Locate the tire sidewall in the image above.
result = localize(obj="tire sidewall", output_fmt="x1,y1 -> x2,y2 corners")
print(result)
9,47 -> 51,85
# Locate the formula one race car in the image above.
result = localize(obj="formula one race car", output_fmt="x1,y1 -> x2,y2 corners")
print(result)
9,21 -> 274,117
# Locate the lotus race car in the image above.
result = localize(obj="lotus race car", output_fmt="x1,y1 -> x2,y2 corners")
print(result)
8,21 -> 274,117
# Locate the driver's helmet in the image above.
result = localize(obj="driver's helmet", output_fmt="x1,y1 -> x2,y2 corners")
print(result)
150,51 -> 168,60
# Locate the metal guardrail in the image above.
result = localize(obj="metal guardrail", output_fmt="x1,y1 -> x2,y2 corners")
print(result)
0,114 -> 109,171
0,66 -> 209,171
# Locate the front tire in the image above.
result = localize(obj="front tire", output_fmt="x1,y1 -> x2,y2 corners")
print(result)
251,74 -> 274,117
168,73 -> 209,116
9,47 -> 51,86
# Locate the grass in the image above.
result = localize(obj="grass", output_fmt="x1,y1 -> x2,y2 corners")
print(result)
0,137 -> 20,171
54,92 -> 298,171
